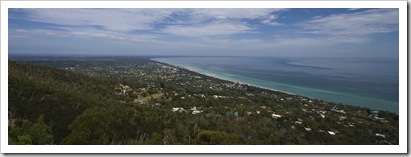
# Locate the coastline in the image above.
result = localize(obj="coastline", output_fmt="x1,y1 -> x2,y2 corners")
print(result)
188,66 -> 297,96
151,58 -> 399,114
8,56 -> 400,146
152,58 -> 297,96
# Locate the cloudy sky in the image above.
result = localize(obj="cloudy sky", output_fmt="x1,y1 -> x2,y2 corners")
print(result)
8,8 -> 399,58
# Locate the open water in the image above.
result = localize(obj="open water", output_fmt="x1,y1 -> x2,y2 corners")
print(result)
153,56 -> 399,113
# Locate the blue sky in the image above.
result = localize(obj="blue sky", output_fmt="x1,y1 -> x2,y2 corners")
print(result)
8,8 -> 399,58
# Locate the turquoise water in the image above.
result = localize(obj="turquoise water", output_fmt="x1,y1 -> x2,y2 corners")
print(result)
153,56 -> 399,113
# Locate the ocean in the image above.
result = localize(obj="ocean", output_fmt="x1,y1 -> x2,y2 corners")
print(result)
152,56 -> 399,113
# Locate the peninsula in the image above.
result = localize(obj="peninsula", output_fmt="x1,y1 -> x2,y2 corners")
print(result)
8,56 -> 399,145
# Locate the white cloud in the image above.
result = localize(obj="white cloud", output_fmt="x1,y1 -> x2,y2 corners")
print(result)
12,8 -> 287,43
162,22 -> 253,37
71,32 -> 126,41
10,29 -> 64,38
160,9 -> 286,37
10,28 -> 163,44
131,34 -> 163,43
311,15 -> 323,19
191,8 -> 285,20
189,9 -> 286,28
18,9 -> 177,32
262,8 -> 398,49
273,37 -> 329,46
261,15 -> 282,26
347,8 -> 361,11
10,8 -> 397,48
8,8 -> 399,57
16,8 -> 285,32
272,36 -> 369,47
299,9 -> 398,44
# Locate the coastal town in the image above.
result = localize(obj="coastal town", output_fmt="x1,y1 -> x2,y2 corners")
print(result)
9,56 -> 399,145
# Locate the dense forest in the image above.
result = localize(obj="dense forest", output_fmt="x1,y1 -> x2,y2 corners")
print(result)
8,57 -> 399,145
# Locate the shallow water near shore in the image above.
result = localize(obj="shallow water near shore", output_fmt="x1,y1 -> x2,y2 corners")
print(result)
153,56 -> 399,113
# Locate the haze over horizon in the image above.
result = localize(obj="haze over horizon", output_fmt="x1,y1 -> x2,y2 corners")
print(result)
9,8 -> 399,59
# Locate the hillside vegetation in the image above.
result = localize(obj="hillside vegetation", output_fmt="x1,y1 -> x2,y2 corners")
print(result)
8,58 -> 399,145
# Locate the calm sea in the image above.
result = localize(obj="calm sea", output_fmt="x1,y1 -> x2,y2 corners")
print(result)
153,56 -> 399,113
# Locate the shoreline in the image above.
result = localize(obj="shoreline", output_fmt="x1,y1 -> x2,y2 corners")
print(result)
151,58 -> 399,114
152,58 -> 297,96
186,66 -> 297,96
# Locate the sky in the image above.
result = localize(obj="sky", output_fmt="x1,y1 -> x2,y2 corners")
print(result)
8,8 -> 399,58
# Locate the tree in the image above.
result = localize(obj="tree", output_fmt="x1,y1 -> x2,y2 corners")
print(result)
195,130 -> 240,145
160,82 -> 165,89
9,115 -> 53,145
145,132 -> 163,145
64,107 -> 113,144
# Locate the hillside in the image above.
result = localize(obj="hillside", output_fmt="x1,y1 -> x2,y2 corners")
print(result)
8,59 -> 399,145
9,60 -> 117,143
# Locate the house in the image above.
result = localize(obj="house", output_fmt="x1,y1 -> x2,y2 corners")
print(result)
172,108 -> 180,112
305,127 -> 312,131
375,133 -> 386,138
234,112 -> 239,117
152,103 -> 161,107
331,108 -> 346,114
295,121 -> 302,125
134,99 -> 146,104
327,131 -> 336,135
172,107 -> 186,113
192,110 -> 202,115
272,113 -> 282,118
115,83 -> 132,95
374,117 -> 386,121
260,106 -> 267,109
226,112 -> 238,117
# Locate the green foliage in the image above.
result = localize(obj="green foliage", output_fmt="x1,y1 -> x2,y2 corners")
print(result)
8,58 -> 399,145
9,115 -> 53,145
196,130 -> 240,145
9,60 -> 115,143
145,133 -> 163,145
160,82 -> 165,89
64,107 -> 113,144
